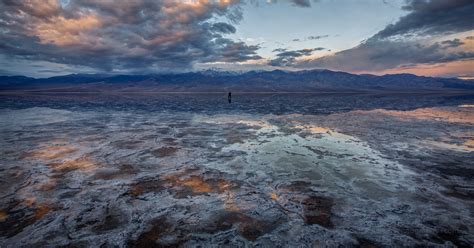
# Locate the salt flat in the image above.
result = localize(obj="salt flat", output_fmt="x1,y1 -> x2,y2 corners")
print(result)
0,93 -> 473,247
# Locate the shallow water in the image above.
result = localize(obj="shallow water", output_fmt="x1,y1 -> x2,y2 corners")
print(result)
0,93 -> 473,247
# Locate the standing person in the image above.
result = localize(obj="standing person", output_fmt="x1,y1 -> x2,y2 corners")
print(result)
228,92 -> 231,103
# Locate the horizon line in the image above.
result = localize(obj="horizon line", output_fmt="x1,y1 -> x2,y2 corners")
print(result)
0,68 -> 465,80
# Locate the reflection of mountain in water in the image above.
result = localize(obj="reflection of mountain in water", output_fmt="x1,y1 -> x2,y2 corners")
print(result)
0,92 -> 473,115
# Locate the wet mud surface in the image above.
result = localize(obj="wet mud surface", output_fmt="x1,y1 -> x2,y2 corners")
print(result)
0,93 -> 473,247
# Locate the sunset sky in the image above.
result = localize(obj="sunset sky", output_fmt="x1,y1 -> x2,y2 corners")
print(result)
0,0 -> 473,78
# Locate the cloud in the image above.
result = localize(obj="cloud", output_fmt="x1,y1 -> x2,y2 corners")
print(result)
295,39 -> 474,72
272,48 -> 288,52
292,34 -> 329,42
295,0 -> 474,75
290,0 -> 311,7
308,35 -> 329,40
0,0 -> 261,73
373,0 -> 474,39
269,47 -> 325,66
210,22 -> 237,34
205,38 -> 261,62
441,38 -> 465,48
33,14 -> 102,46
263,0 -> 316,8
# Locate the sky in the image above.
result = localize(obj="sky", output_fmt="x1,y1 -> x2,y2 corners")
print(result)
0,0 -> 473,78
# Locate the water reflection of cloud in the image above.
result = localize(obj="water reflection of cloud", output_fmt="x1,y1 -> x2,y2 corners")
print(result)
292,124 -> 330,134
424,140 -> 474,152
193,114 -> 274,130
354,107 -> 474,124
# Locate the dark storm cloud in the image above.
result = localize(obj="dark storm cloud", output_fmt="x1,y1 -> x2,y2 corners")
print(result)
0,0 -> 261,73
210,22 -> 237,34
269,47 -> 325,66
205,38 -> 261,62
373,0 -> 474,39
441,38 -> 465,48
296,0 -> 474,73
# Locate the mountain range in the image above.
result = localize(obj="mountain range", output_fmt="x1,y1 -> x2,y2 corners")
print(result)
1,69 -> 473,93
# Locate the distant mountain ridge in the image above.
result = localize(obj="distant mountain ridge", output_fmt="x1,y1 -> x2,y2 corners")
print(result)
1,69 -> 473,92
